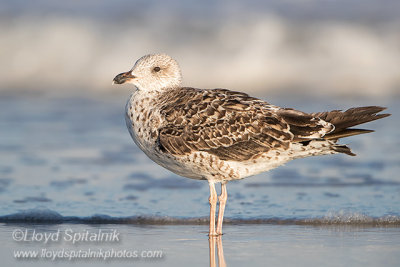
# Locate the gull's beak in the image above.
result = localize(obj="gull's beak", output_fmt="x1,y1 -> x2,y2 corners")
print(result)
112,71 -> 136,85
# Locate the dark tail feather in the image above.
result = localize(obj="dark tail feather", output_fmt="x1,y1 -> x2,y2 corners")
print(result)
332,144 -> 356,156
311,106 -> 390,140
325,129 -> 374,141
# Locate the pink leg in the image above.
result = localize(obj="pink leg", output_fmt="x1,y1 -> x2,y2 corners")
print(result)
208,181 -> 218,236
216,182 -> 227,235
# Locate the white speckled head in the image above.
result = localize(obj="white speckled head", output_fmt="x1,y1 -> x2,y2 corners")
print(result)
113,54 -> 182,91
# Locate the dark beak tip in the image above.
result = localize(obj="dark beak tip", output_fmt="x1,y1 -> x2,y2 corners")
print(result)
113,71 -> 134,85
113,75 -> 122,84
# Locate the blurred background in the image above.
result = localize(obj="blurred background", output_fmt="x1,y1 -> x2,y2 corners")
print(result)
0,0 -> 399,222
1,0 -> 400,97
1,2 -> 400,266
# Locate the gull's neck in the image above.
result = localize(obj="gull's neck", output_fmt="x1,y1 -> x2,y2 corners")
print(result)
134,85 -> 180,95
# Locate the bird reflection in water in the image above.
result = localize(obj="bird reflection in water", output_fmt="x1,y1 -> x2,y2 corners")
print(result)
209,236 -> 226,267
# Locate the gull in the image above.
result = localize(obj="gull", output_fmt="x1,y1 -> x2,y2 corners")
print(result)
113,54 -> 390,236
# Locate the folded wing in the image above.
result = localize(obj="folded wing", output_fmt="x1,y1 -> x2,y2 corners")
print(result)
157,88 -> 334,161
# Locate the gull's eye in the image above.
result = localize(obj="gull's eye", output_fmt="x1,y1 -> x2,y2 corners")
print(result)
153,67 -> 161,72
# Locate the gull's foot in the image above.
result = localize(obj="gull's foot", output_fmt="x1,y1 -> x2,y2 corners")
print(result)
209,231 -> 222,237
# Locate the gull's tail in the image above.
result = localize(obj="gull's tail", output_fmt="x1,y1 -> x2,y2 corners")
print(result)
311,106 -> 390,156
312,106 -> 390,140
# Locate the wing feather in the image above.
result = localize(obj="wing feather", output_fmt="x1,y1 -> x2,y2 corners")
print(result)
157,88 -> 333,161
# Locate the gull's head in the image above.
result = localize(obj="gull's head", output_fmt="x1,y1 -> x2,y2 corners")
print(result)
113,54 -> 182,91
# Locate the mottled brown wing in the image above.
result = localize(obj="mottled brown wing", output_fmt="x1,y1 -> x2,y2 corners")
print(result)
157,88 -> 297,161
157,88 -> 335,161
276,108 -> 334,142
159,116 -> 294,161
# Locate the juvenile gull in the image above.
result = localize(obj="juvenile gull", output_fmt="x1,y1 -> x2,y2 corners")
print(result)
113,54 -> 390,236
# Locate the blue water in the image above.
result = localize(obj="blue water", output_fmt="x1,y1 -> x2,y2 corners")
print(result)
0,93 -> 399,225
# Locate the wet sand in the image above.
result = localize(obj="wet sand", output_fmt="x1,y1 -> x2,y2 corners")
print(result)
1,223 -> 399,267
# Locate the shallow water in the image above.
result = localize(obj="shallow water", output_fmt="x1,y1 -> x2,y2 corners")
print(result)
0,93 -> 399,265
0,93 -> 398,221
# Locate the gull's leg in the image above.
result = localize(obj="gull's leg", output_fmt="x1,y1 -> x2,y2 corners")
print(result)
216,182 -> 227,235
208,181 -> 218,236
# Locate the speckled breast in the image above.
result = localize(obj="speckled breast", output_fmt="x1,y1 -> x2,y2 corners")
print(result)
125,91 -> 162,154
